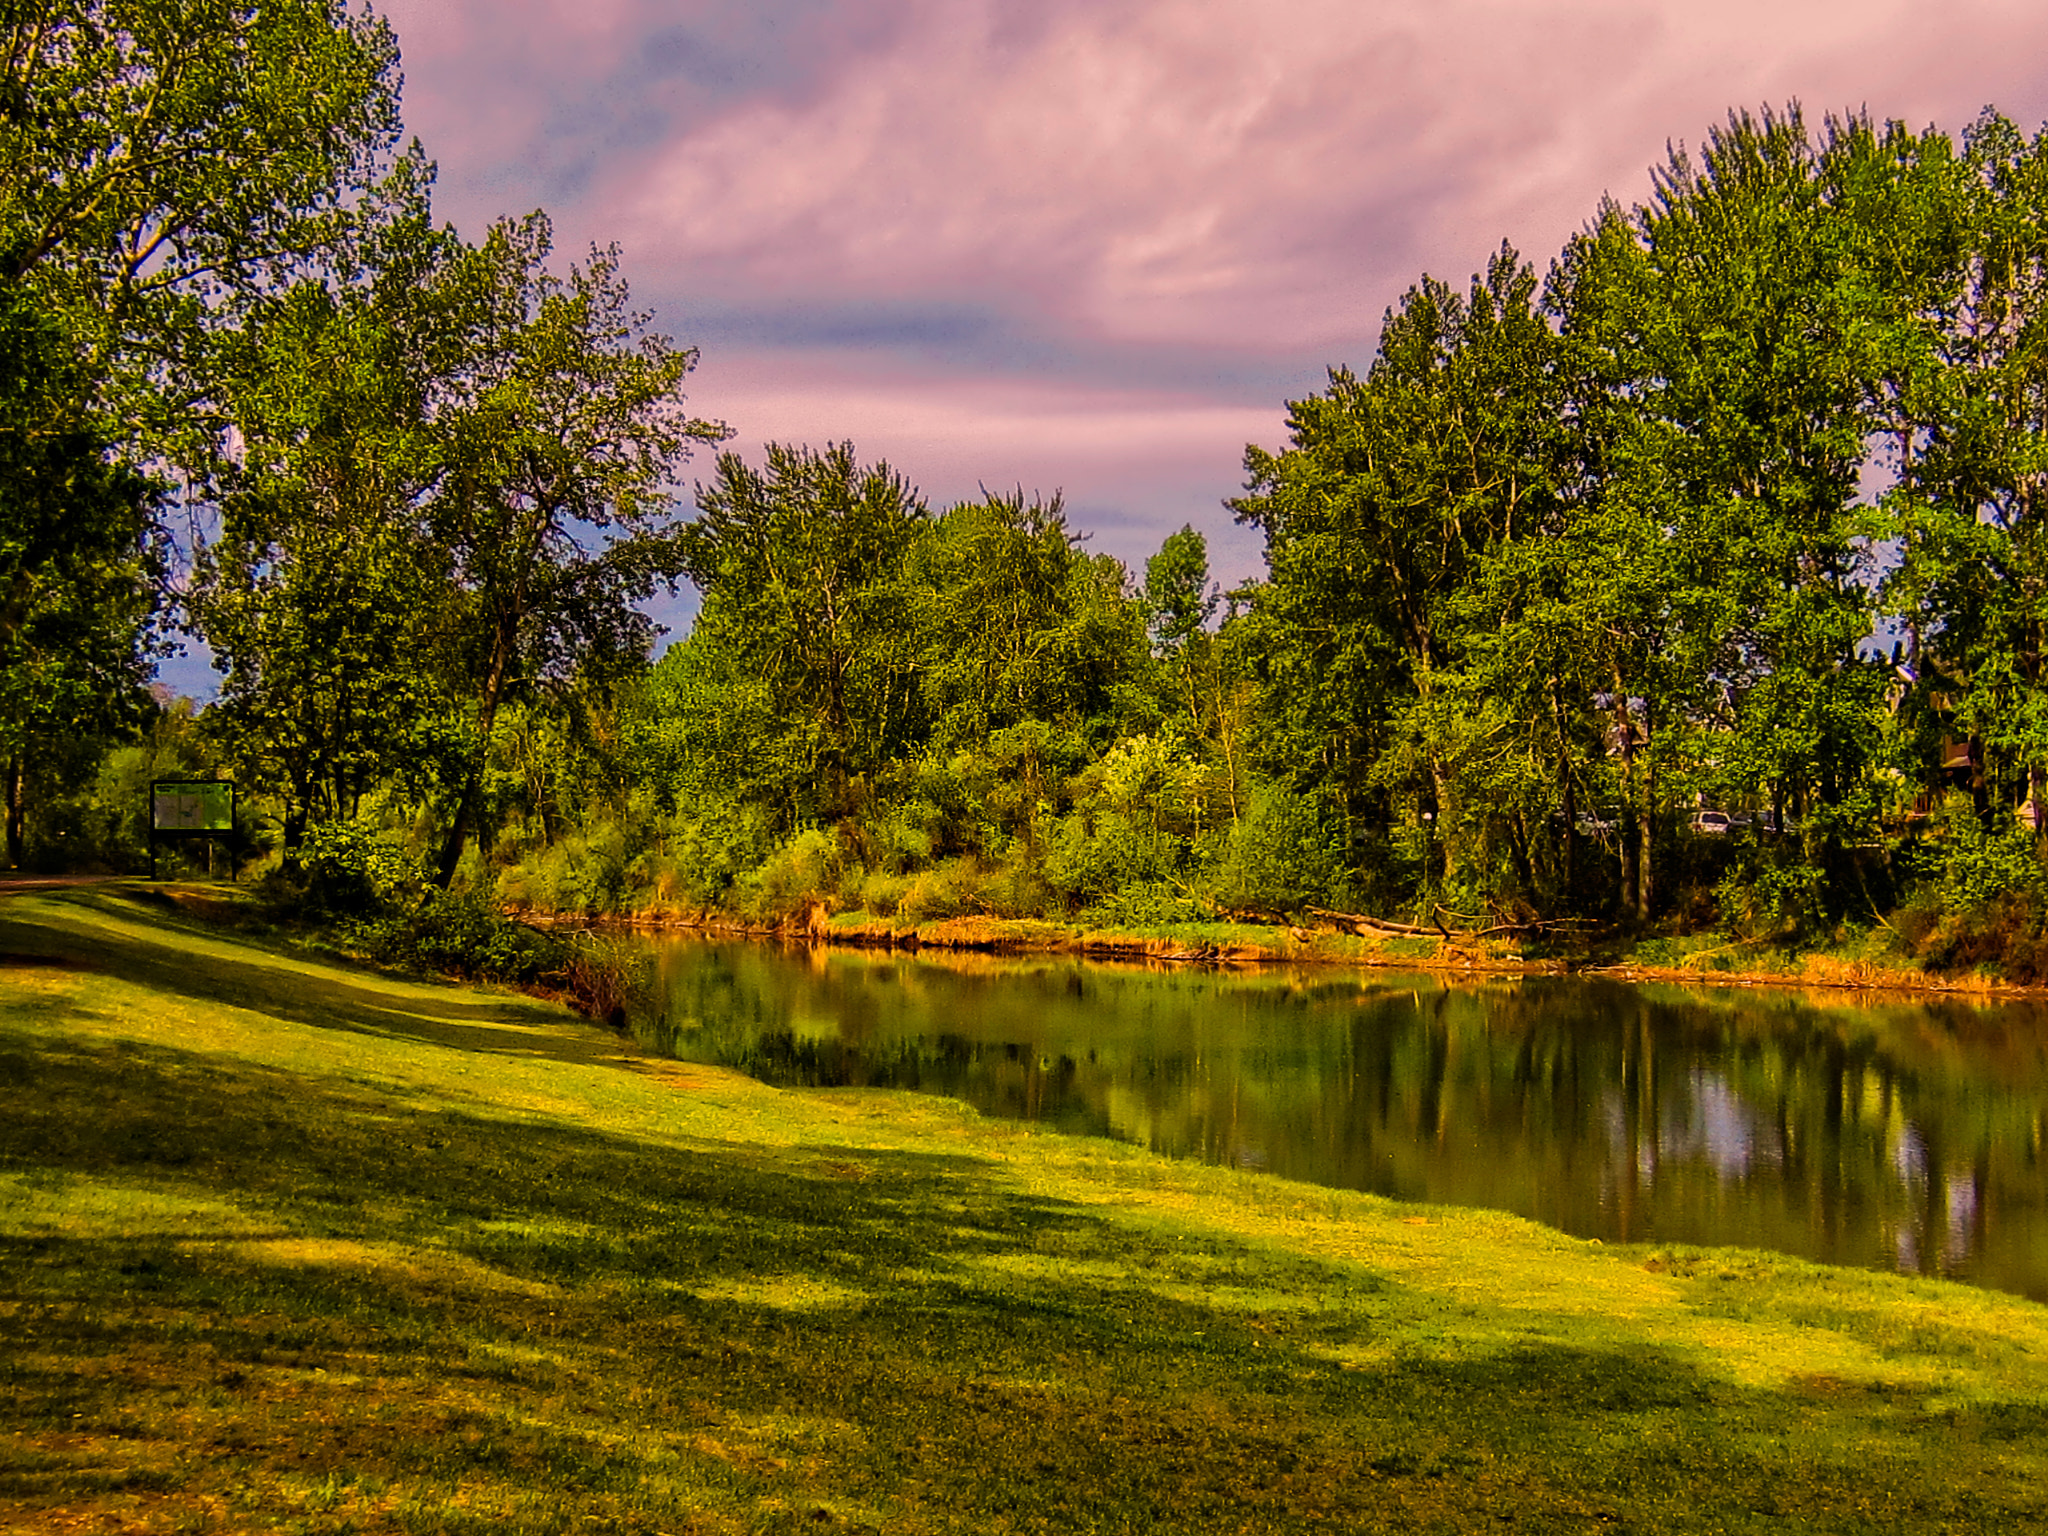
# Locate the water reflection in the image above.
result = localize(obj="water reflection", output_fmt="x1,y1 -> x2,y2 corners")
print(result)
635,938 -> 2048,1303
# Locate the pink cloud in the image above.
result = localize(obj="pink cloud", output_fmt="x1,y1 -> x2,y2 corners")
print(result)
603,0 -> 2048,354
689,346 -> 1280,556
364,0 -> 2048,590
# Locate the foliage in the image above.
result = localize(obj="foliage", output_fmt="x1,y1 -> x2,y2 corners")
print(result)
294,818 -> 421,916
1935,794 -> 2048,911
0,284 -> 164,866
348,887 -> 566,986
34,29 -> 2048,964
0,0 -> 402,864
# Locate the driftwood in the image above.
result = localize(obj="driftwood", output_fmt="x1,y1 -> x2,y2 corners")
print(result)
1307,907 -> 1429,936
1308,905 -> 1608,944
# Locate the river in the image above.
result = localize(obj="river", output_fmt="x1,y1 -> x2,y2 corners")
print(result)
630,936 -> 2048,1303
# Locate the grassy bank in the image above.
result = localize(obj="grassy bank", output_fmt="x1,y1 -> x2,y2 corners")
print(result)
5,884 -> 2048,1532
607,901 -> 2044,1001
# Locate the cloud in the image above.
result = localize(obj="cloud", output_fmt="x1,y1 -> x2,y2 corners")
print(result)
606,0 -> 2048,355
357,0 -> 2048,626
687,344 -> 1281,531
382,0 -> 2048,361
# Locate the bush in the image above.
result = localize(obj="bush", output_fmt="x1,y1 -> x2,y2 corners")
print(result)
351,889 -> 563,984
1937,796 -> 2047,912
555,931 -> 653,1029
747,827 -> 843,920
298,820 -> 422,915
1207,784 -> 1341,915
1715,859 -> 1824,943
1920,891 -> 2048,982
1078,881 -> 1206,929
857,869 -> 912,917
897,857 -> 991,920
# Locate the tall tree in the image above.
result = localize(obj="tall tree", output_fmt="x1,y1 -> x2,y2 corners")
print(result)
1634,109 -> 1895,864
0,284 -> 159,864
426,214 -> 727,883
1233,243 -> 1559,907
1885,112 -> 2048,838
674,441 -> 929,828
0,0 -> 404,865
0,0 -> 401,399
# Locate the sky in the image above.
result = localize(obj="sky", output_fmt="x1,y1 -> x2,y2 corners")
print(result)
164,0 -> 2048,691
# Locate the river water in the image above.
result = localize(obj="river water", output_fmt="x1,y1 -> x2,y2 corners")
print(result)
631,937 -> 2048,1303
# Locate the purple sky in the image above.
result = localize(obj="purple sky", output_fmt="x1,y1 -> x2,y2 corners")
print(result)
165,1 -> 2048,691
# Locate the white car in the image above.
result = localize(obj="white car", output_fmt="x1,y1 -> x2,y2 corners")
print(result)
1690,810 -> 1731,836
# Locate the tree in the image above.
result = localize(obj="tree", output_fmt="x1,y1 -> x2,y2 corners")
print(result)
1143,523 -> 1219,727
916,489 -> 1146,750
0,284 -> 160,865
674,441 -> 929,828
425,214 -> 727,883
1233,243 -> 1559,909
0,0 -> 406,869
194,178 -> 456,849
1885,112 -> 2048,841
0,0 -> 401,410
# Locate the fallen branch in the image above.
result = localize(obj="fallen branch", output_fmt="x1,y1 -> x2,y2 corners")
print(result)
1308,905 -> 1612,944
1306,906 -> 1431,937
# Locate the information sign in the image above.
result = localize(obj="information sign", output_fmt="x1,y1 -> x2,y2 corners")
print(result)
148,778 -> 238,878
152,781 -> 235,833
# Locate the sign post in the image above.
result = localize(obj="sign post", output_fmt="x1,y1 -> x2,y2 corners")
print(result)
149,779 -> 238,880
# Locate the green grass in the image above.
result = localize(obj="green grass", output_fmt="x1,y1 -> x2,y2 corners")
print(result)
4,883 -> 2048,1532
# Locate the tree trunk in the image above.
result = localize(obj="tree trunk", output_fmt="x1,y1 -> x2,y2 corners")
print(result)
435,770 -> 482,888
1637,704 -> 1656,922
1612,669 -> 1639,918
1560,773 -> 1577,906
435,616 -> 517,887
5,755 -> 21,869
1428,756 -> 1456,886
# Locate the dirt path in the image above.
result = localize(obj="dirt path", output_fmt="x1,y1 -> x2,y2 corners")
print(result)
0,874 -> 121,894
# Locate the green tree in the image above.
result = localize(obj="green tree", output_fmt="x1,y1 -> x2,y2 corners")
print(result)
1233,243 -> 1559,910
0,0 -> 406,870
194,175 -> 456,850
1637,110 -> 1893,864
1885,112 -> 2048,846
916,490 -> 1147,748
673,442 -> 927,830
1143,523 -> 1219,731
426,214 -> 726,883
0,0 -> 401,409
0,286 -> 159,865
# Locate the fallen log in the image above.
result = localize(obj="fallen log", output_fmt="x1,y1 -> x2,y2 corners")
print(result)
1308,906 -> 1611,944
1306,907 -> 1432,937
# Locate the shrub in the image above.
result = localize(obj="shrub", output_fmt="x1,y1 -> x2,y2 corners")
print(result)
555,931 -> 653,1029
1207,784 -> 1342,915
857,869 -> 912,917
1078,881 -> 1206,929
898,858 -> 992,920
749,828 -> 842,920
352,889 -> 563,984
298,820 -> 422,915
1715,859 -> 1825,943
1921,891 -> 2048,982
1937,796 -> 2048,912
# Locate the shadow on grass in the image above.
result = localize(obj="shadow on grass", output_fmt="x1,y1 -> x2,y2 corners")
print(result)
0,888 -> 614,1063
5,1027 -> 2043,1533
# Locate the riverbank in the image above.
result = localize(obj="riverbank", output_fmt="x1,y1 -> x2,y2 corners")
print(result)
6,882 -> 2046,1532
557,897 -> 2047,1004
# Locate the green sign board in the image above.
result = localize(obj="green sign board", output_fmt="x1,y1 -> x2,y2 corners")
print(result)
152,781 -> 234,833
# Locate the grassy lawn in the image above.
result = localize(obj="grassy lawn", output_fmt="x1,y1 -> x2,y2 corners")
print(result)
2,885 -> 2046,1532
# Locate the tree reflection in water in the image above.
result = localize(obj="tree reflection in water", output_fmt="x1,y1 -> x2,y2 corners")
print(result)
637,938 -> 2048,1303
